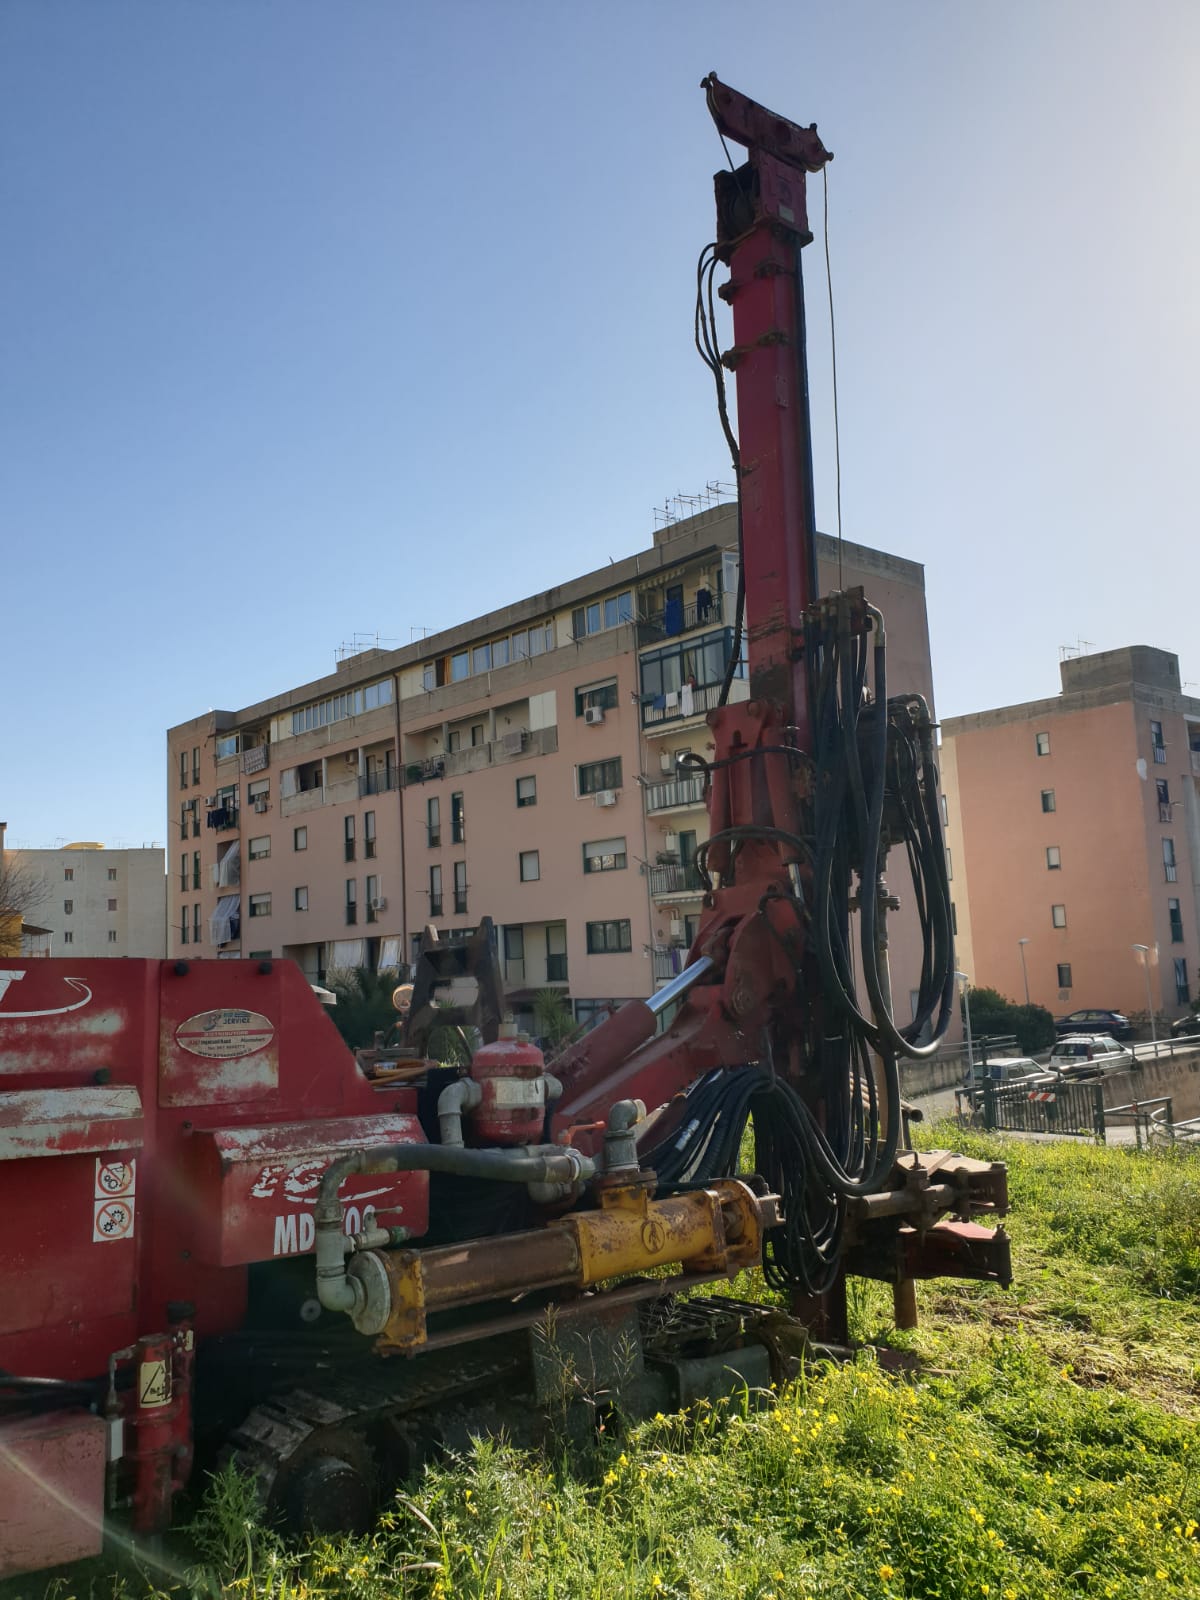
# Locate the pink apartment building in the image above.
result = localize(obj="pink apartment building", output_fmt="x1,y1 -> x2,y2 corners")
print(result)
942,646 -> 1200,1021
167,504 -> 938,1036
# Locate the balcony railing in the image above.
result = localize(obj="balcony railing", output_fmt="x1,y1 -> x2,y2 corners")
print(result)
546,954 -> 568,983
637,594 -> 724,646
652,944 -> 688,982
404,726 -> 559,786
648,862 -> 704,898
360,769 -> 399,796
504,958 -> 525,985
454,894 -> 469,916
641,680 -> 726,731
645,774 -> 706,813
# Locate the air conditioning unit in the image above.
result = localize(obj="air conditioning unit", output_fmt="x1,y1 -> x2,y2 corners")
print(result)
583,706 -> 606,725
370,897 -> 387,912
593,790 -> 617,808
253,798 -> 269,813
669,919 -> 683,941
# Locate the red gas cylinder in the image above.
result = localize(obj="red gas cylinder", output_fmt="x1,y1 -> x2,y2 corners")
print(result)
469,1026 -> 548,1146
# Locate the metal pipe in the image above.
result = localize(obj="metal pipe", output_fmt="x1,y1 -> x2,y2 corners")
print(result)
436,1076 -> 482,1146
315,1143 -> 596,1315
645,956 -> 714,1016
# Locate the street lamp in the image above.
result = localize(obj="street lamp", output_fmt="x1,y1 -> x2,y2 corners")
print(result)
1017,938 -> 1031,1006
1132,944 -> 1158,1058
955,970 -> 974,1073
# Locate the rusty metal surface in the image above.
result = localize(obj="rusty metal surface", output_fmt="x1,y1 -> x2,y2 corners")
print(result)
0,1085 -> 143,1159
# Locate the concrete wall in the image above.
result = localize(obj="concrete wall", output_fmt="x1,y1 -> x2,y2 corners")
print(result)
14,846 -> 166,958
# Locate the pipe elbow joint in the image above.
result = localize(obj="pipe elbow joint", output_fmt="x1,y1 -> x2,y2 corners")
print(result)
437,1076 -> 483,1147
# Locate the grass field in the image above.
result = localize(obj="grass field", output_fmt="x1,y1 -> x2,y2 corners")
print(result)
41,1126 -> 1200,1600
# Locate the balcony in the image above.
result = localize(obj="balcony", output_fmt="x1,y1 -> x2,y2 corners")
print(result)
360,769 -> 399,797
648,862 -> 704,899
404,725 -> 559,786
546,953 -> 568,983
641,680 -> 731,732
644,774 -> 706,813
205,805 -> 239,833
637,593 -> 725,646
651,944 -> 688,982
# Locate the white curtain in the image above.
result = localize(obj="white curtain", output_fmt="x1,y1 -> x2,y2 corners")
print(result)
328,939 -> 366,972
209,894 -> 240,946
378,938 -> 402,972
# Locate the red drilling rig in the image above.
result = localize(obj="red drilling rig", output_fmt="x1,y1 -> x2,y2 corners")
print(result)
0,76 -> 1009,1582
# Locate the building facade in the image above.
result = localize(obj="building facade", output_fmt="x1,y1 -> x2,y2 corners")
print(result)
0,833 -> 166,958
167,505 -> 937,1034
941,646 -> 1200,1021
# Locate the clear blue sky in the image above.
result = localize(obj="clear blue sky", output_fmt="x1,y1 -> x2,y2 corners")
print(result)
3,1 -> 1197,849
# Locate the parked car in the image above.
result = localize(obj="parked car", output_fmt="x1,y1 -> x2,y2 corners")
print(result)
1170,1012 -> 1200,1039
963,1056 -> 1042,1087
1049,1034 -> 1134,1078
1053,1008 -> 1132,1041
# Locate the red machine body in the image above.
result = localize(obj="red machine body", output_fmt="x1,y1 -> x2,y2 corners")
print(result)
0,958 -> 428,1572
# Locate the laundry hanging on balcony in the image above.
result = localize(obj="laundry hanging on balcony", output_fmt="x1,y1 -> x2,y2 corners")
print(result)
209,895 -> 241,947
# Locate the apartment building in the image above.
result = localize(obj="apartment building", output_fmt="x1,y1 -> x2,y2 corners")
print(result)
941,646 -> 1200,1020
0,831 -> 166,958
167,504 -> 937,1035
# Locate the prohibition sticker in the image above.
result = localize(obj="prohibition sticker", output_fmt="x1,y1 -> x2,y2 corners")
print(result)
93,1197 -> 135,1242
175,1008 -> 275,1060
95,1158 -> 136,1199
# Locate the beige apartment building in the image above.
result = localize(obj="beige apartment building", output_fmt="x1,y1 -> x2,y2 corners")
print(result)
942,646 -> 1200,1021
167,504 -> 938,1035
0,832 -> 166,958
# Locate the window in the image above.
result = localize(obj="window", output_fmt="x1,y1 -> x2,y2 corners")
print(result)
519,850 -> 540,882
193,851 -> 201,890
247,777 -> 269,803
216,734 -> 239,760
572,591 -> 632,639
248,893 -> 271,919
248,836 -> 270,860
1051,904 -> 1067,929
180,804 -> 189,841
1151,720 -> 1167,763
1035,731 -> 1051,756
288,679 -> 394,736
364,811 -> 376,858
583,837 -> 627,873
180,854 -> 188,891
1041,789 -> 1056,813
427,796 -> 441,846
422,663 -> 436,691
63,930 -> 73,945
578,757 -> 622,795
471,723 -> 484,747
180,751 -> 188,789
1057,963 -> 1072,989
639,627 -> 746,715
1164,838 -> 1178,882
575,680 -> 619,717
64,867 -> 73,881
503,925 -> 524,984
945,848 -> 953,881
546,921 -> 568,982
181,910 -> 192,944
493,636 -> 510,667
451,651 -> 469,682
192,747 -> 200,784
108,930 -> 117,943
1157,778 -> 1172,823
192,904 -> 201,945
107,868 -> 117,881
472,644 -> 491,674
516,775 -> 536,808
429,864 -> 443,918
1175,957 -> 1190,1005
1046,845 -> 1061,870
106,898 -> 117,912
586,919 -> 632,954
448,730 -> 461,753
451,793 -> 465,844
365,874 -> 380,922
294,826 -> 307,851
454,861 -> 468,915
1169,898 -> 1184,943
345,879 -> 358,925
344,815 -> 356,862
295,886 -> 309,912
940,795 -> 949,826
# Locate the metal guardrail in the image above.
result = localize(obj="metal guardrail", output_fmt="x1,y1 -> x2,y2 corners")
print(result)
969,1077 -> 1107,1140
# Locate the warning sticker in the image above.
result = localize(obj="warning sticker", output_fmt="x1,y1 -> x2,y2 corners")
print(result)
94,1197 -> 135,1242
175,1008 -> 275,1060
138,1359 -> 170,1408
95,1158 -> 136,1199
